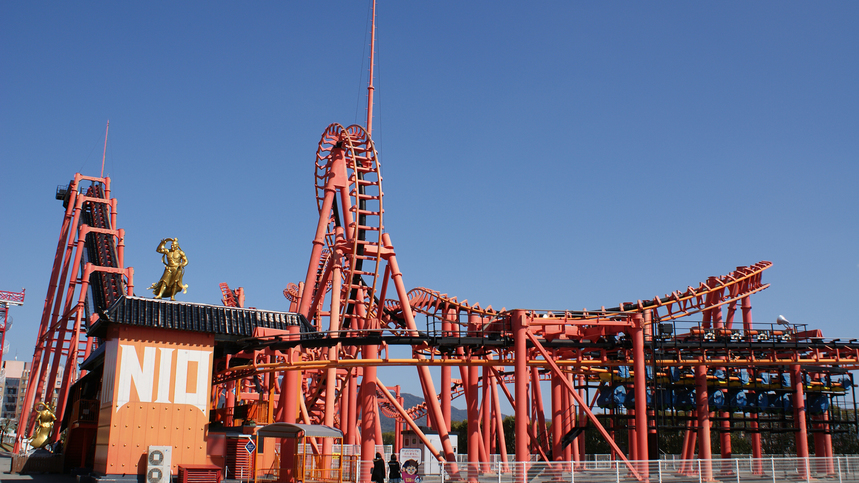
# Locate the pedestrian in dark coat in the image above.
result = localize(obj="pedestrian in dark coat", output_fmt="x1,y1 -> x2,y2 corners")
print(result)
388,454 -> 402,483
372,452 -> 386,483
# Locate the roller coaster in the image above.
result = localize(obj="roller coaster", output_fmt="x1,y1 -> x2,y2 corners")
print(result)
14,134 -> 859,481
11,6 -> 859,483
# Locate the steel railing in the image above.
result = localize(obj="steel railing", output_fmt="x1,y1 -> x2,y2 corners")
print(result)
351,456 -> 859,483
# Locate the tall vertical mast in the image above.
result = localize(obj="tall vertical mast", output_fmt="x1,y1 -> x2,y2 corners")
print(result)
100,120 -> 110,178
366,0 -> 376,135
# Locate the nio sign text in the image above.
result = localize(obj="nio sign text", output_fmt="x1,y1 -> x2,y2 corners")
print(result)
116,344 -> 211,413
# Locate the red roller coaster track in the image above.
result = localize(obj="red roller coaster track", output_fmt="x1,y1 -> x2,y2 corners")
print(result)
15,4 -> 859,483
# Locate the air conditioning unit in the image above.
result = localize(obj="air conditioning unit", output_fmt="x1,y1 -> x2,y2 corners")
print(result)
146,445 -> 172,483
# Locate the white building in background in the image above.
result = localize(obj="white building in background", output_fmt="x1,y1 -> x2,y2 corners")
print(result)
1,360 -> 29,422
0,360 -> 64,425
401,429 -> 458,475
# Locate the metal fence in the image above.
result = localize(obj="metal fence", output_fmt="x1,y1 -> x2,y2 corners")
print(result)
357,457 -> 859,483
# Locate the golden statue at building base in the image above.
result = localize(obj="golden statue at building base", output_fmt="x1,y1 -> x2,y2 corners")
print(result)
28,402 -> 56,450
149,238 -> 188,300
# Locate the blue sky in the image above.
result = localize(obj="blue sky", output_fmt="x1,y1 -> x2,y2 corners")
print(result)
1,3 -> 858,406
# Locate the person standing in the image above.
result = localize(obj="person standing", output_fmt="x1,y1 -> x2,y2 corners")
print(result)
372,452 -> 386,483
388,454 -> 402,483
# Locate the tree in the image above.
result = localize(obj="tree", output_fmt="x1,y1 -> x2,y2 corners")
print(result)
383,431 -> 395,447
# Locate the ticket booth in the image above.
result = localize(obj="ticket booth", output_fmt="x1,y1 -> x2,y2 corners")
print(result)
254,423 -> 353,483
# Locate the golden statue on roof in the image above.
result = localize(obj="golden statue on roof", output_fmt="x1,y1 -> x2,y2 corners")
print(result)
149,238 -> 188,300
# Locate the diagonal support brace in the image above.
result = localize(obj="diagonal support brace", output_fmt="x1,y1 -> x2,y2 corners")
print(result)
524,330 -> 642,481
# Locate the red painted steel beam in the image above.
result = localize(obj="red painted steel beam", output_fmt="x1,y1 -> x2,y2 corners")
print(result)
631,317 -> 648,475
522,326 -> 642,481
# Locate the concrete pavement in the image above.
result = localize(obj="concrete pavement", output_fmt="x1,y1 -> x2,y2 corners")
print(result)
0,453 -> 77,482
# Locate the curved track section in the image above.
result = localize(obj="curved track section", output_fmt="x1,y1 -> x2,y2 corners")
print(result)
308,123 -> 384,326
384,262 -> 771,332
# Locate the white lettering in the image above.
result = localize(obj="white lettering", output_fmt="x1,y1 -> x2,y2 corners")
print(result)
115,344 -> 211,414
155,348 -> 175,404
173,349 -> 210,413
116,345 -> 155,411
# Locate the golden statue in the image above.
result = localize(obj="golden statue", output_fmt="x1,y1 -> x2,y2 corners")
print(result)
29,402 -> 56,450
149,238 -> 188,300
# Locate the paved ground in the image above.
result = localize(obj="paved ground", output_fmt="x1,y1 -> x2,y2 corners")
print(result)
0,454 -> 256,482
0,453 -> 77,482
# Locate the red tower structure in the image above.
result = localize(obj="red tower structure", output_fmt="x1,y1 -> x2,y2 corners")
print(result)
15,174 -> 133,453
0,288 -> 25,366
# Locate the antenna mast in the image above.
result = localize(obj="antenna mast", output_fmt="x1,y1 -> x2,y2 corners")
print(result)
100,120 -> 110,178
366,0 -> 376,135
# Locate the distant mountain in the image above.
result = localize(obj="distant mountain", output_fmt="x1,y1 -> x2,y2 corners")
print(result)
378,392 -> 468,433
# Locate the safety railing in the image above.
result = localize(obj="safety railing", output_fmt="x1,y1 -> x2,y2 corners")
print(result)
370,456 -> 859,483
255,451 -> 358,483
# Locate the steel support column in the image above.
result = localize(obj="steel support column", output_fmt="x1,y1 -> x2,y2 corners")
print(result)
792,364 -> 809,481
323,235 -> 344,457
695,364 -> 713,481
551,372 -> 563,462
564,373 -> 574,463
441,307 -> 455,431
490,369 -> 509,472
577,373 -> 585,464
381,233 -> 459,471
512,310 -> 529,465
824,410 -> 834,474
679,418 -> 696,475
467,315 -> 480,481
280,323 -> 301,483
742,296 -> 763,474
632,316 -> 649,477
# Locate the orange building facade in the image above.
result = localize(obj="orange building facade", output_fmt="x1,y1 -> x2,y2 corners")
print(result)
93,324 -> 214,476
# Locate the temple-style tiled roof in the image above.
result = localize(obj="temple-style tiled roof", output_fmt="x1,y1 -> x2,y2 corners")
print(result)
89,295 -> 313,340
